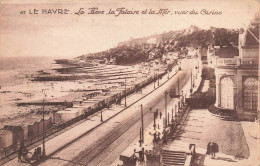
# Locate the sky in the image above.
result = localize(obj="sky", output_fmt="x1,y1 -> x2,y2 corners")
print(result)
0,0 -> 259,58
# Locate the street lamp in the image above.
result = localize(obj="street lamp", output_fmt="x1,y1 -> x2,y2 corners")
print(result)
42,98 -> 46,157
101,109 -> 103,122
154,72 -> 156,89
164,91 -> 168,127
125,78 -> 127,107
157,68 -> 160,86
141,104 -> 144,143
190,69 -> 193,94
153,112 -> 156,130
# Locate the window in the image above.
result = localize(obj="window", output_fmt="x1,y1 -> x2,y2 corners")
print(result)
243,77 -> 258,111
220,77 -> 234,109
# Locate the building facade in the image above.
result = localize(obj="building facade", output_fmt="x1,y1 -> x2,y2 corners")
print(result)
215,16 -> 259,120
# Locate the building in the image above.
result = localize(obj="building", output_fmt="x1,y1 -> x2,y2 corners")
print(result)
214,16 -> 259,120
0,129 -> 13,149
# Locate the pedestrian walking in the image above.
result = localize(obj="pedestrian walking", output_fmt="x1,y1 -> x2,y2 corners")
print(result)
206,141 -> 215,158
206,141 -> 211,155
160,112 -> 162,119
212,141 -> 219,157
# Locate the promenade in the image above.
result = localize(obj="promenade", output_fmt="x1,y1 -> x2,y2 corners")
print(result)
4,59 -> 199,166
110,64 -> 259,166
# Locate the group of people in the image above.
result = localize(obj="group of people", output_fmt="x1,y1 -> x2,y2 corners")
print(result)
206,141 -> 219,158
18,144 -> 42,163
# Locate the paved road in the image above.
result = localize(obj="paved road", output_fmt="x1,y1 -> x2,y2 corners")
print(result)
37,59 -> 195,166
3,59 -> 200,166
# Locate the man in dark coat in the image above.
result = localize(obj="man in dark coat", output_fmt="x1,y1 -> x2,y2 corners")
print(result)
206,142 -> 210,155
212,141 -> 219,157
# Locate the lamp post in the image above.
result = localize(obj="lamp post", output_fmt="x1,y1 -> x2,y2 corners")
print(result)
178,77 -> 180,96
154,72 -> 156,89
164,91 -> 168,127
190,69 -> 193,93
141,104 -> 144,143
125,78 -> 127,107
42,98 -> 46,157
157,68 -> 160,86
101,109 -> 103,122
153,112 -> 156,130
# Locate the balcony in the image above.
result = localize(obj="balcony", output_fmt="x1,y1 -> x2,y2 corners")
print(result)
216,58 -> 258,69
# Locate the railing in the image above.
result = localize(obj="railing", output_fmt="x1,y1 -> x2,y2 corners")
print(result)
0,62 -> 178,161
184,144 -> 196,166
240,59 -> 258,68
0,113 -> 87,160
216,57 -> 258,68
216,58 -> 237,67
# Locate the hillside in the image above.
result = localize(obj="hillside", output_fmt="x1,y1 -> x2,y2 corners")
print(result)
78,26 -> 239,65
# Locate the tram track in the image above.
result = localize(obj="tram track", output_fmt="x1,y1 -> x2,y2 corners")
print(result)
64,66 -> 191,166
40,59 -> 194,166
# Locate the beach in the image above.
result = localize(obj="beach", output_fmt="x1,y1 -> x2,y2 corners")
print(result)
0,56 -> 172,128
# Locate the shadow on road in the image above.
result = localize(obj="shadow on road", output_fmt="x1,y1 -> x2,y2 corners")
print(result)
214,156 -> 237,162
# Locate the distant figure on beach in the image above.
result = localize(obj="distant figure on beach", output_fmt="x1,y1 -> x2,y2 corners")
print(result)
160,112 -> 162,119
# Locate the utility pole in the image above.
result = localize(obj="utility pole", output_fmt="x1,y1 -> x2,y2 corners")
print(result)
158,68 -> 160,86
42,98 -> 46,157
178,77 -> 180,95
139,127 -> 142,147
125,78 -> 127,107
101,109 -> 103,122
190,69 -> 193,93
154,74 -> 156,89
141,104 -> 144,143
164,91 -> 168,127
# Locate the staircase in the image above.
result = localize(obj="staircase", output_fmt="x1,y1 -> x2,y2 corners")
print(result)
162,150 -> 186,166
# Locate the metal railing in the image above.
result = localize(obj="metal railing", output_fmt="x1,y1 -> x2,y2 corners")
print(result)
0,62 -> 177,161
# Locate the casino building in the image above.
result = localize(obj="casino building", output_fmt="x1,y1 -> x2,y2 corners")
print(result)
214,16 -> 259,120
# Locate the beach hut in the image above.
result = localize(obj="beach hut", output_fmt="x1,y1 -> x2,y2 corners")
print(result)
27,119 -> 40,138
56,108 -> 80,122
3,125 -> 24,145
0,129 -> 13,149
37,117 -> 53,134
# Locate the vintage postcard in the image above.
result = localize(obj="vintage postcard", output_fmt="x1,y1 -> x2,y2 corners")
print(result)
0,0 -> 259,165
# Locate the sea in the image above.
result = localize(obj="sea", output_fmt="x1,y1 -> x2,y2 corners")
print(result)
0,56 -> 70,118
0,56 -> 56,86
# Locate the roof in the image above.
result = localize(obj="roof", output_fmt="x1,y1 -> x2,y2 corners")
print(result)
215,46 -> 239,58
245,27 -> 259,46
3,125 -> 23,131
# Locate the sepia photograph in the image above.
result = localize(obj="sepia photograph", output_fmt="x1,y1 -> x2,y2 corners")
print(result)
0,0 -> 259,165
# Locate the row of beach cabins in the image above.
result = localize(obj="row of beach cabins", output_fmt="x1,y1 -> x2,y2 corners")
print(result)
0,60 -> 178,160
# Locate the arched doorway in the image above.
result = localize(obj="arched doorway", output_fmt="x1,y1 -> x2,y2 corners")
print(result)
220,77 -> 234,109
243,77 -> 258,111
